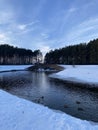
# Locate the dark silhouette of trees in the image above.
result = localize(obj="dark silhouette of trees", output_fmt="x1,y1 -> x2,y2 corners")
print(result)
45,38 -> 98,65
0,44 -> 43,65
33,50 -> 43,63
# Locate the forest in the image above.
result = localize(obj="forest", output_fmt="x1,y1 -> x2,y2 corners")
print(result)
0,44 -> 42,65
45,38 -> 98,65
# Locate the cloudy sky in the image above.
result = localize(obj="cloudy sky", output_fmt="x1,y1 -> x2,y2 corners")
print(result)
0,0 -> 98,54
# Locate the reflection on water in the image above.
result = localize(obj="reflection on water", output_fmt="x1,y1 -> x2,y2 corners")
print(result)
0,71 -> 98,122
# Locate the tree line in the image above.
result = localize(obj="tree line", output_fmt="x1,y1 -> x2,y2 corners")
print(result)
45,38 -> 98,65
0,44 -> 43,65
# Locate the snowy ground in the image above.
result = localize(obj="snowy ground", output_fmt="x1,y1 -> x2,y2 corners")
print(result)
0,65 -> 32,72
51,65 -> 98,86
0,65 -> 98,130
0,90 -> 98,130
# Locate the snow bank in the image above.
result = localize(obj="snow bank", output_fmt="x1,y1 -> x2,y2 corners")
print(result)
0,65 -> 32,72
51,65 -> 98,85
0,90 -> 98,130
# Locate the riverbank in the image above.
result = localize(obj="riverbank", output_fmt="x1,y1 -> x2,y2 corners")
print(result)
0,65 -> 32,73
1,64 -> 98,88
0,90 -> 98,130
50,65 -> 98,88
0,65 -> 98,129
27,64 -> 64,72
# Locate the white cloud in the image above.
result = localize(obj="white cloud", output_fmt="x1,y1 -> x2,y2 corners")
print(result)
65,17 -> 98,44
0,34 -> 6,39
0,33 -> 10,42
17,21 -> 37,30
0,32 -> 12,45
78,17 -> 98,28
16,21 -> 39,35
41,33 -> 49,39
18,25 -> 26,30
68,7 -> 77,13
0,0 -> 97,52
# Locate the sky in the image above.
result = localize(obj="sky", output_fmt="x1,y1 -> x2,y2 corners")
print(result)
0,0 -> 98,55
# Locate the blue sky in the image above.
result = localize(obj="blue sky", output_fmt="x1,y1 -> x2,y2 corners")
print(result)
0,0 -> 98,54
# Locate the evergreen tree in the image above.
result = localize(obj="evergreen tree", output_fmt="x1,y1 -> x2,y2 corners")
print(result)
0,44 -> 43,65
45,38 -> 98,65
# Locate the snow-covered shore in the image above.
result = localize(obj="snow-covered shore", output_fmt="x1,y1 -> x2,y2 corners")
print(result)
0,65 -> 32,72
51,65 -> 98,86
0,65 -> 98,129
0,90 -> 98,130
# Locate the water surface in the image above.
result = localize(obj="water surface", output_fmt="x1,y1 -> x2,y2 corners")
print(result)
0,71 -> 98,122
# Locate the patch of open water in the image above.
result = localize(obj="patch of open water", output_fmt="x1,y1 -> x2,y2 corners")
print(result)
0,71 -> 98,122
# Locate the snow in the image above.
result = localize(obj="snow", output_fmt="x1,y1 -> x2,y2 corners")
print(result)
0,65 -> 98,129
0,90 -> 98,130
0,65 -> 32,72
51,65 -> 98,85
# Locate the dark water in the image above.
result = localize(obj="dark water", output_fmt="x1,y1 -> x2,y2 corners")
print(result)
0,71 -> 98,122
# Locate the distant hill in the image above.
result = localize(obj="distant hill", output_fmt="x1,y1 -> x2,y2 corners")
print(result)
45,38 -> 98,65
0,44 -> 43,65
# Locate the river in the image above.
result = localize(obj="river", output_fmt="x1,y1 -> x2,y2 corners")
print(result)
0,71 -> 98,122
